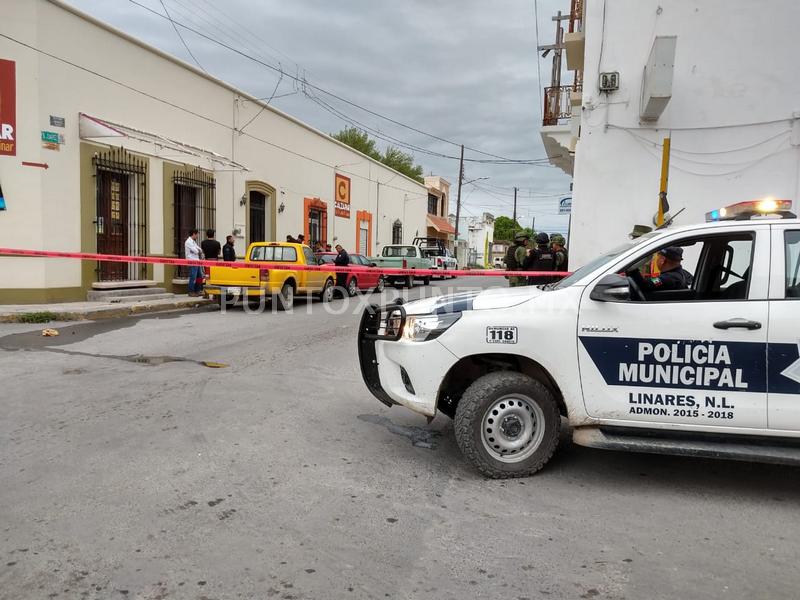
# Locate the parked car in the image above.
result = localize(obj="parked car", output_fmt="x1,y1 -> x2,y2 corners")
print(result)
413,237 -> 458,279
316,252 -> 385,295
369,245 -> 434,287
205,242 -> 335,310
493,256 -> 506,269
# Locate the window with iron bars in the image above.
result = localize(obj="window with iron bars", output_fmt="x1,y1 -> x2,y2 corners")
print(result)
173,167 -> 216,277
392,220 -> 403,244
427,194 -> 438,215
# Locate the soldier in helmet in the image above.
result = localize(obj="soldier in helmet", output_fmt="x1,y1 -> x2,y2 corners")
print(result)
505,232 -> 530,287
525,232 -> 557,285
550,233 -> 568,272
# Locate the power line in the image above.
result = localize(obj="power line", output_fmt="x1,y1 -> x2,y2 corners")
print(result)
0,31 -> 430,199
127,0 -> 549,164
158,0 -> 206,72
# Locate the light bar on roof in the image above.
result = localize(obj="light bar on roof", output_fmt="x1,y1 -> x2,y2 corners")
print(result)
706,198 -> 793,222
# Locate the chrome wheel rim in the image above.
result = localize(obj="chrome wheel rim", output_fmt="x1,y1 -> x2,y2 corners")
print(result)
481,394 -> 545,463
376,278 -> 384,292
324,282 -> 333,301
348,279 -> 357,296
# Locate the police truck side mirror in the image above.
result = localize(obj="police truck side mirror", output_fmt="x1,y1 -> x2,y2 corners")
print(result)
590,274 -> 631,302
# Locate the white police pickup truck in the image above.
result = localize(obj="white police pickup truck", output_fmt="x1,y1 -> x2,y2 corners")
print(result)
358,199 -> 800,477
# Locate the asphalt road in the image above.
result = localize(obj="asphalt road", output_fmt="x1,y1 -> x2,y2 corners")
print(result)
1,276 -> 799,600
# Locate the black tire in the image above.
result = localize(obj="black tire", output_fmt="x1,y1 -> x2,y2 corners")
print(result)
423,276 -> 431,286
319,278 -> 334,303
454,372 -> 560,479
404,276 -> 414,288
373,277 -> 385,293
347,277 -> 358,297
275,282 -> 294,311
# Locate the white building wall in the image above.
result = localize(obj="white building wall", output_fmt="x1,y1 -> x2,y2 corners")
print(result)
0,0 -> 427,297
570,0 -> 800,267
466,214 -> 495,267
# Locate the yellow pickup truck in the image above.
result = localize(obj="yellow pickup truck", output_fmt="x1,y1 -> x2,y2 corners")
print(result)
205,242 -> 335,310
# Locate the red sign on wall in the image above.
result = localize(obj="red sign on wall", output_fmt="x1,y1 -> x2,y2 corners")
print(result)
334,173 -> 351,218
0,59 -> 16,156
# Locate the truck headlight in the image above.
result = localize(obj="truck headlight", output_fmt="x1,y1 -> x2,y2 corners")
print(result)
402,312 -> 462,342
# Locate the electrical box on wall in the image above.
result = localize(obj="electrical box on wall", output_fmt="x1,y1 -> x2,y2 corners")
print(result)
599,72 -> 619,92
640,36 -> 677,121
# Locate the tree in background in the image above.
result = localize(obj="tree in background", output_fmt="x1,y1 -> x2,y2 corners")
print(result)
331,127 -> 381,161
494,216 -> 533,242
380,147 -> 424,183
331,128 -> 425,183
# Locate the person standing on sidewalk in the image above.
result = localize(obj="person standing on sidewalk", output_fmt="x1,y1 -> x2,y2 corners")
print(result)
200,229 -> 221,284
201,229 -> 221,260
223,235 -> 236,261
185,229 -> 205,297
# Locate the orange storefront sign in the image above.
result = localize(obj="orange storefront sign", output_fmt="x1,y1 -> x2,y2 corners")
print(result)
334,173 -> 351,218
0,59 -> 16,156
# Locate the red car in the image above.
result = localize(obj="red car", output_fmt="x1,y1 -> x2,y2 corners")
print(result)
316,253 -> 385,295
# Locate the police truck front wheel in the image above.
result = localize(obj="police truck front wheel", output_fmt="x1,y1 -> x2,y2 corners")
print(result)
454,372 -> 560,479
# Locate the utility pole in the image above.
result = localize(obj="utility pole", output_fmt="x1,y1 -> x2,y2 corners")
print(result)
454,144 -> 465,239
454,144 -> 465,264
513,187 -> 518,228
531,216 -> 535,234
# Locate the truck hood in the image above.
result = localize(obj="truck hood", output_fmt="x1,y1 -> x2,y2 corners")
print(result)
400,286 -> 543,316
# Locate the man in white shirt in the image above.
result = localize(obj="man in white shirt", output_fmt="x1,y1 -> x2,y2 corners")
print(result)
185,229 -> 205,296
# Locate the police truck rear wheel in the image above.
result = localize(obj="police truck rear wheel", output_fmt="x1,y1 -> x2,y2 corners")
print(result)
454,372 -> 560,479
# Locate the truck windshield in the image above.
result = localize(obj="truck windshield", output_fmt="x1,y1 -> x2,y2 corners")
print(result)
551,233 -> 658,289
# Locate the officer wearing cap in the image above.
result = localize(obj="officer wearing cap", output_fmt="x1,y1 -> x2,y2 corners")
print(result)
525,232 -> 557,285
550,234 -> 568,272
505,232 -> 530,287
627,246 -> 694,293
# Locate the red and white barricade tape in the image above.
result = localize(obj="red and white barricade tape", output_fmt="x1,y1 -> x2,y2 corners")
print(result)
0,247 -> 570,279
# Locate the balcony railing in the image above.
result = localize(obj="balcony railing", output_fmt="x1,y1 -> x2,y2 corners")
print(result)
569,0 -> 583,33
542,84 -> 581,126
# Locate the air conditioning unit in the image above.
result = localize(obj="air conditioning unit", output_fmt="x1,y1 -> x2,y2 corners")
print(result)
599,71 -> 619,92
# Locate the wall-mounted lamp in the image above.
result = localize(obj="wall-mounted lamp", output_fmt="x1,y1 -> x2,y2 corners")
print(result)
239,194 -> 247,207
278,202 -> 285,214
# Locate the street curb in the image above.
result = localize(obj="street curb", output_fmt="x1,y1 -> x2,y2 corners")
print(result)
0,298 -> 213,323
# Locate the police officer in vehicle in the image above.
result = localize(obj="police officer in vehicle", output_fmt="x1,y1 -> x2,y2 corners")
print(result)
505,232 -> 530,287
525,232 -> 557,285
627,246 -> 693,293
550,233 -> 568,272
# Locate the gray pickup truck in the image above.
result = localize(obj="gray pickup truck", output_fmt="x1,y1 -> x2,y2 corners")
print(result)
370,245 -> 434,288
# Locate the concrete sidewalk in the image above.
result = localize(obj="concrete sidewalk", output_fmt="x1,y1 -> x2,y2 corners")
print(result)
0,294 -> 212,323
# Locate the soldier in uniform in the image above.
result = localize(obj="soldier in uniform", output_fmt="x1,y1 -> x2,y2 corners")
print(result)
627,246 -> 693,294
505,232 -> 530,287
550,233 -> 568,272
525,232 -> 557,285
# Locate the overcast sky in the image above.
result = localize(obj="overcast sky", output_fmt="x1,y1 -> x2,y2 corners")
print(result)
66,0 -> 573,235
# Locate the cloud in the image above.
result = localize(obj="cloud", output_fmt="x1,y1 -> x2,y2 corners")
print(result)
65,0 -> 573,231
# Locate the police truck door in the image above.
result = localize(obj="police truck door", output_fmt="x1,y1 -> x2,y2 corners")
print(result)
577,225 -> 770,429
767,225 -> 800,430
